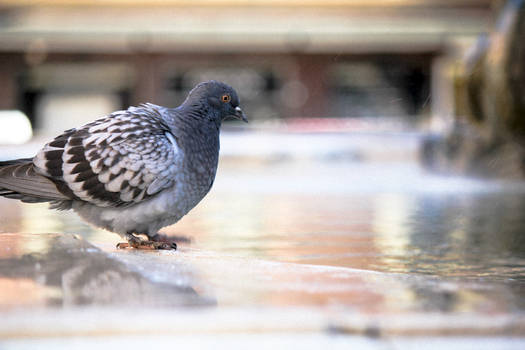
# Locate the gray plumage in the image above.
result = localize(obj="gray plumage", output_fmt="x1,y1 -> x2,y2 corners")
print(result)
0,81 -> 246,245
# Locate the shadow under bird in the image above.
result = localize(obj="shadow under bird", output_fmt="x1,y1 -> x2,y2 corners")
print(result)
0,81 -> 247,249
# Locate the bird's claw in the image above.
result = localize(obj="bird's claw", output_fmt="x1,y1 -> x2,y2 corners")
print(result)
116,235 -> 177,250
116,242 -> 130,249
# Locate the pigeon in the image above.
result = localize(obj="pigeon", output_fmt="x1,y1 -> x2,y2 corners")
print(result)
0,80 -> 247,250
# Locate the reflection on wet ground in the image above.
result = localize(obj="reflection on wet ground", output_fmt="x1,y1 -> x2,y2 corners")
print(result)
0,234 -> 209,310
0,132 -> 524,345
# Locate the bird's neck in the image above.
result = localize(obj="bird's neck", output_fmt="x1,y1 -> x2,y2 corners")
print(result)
176,102 -> 221,131
170,105 -> 220,174
167,105 -> 221,149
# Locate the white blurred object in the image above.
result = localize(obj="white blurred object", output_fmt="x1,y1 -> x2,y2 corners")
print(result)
37,92 -> 120,136
0,110 -> 33,145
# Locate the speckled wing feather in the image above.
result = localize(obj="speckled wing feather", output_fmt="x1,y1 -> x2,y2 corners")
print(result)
33,103 -> 182,208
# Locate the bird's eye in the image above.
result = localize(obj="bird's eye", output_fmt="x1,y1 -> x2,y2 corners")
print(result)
221,94 -> 231,103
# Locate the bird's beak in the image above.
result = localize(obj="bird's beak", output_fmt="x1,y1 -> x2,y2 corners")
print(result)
233,106 -> 248,123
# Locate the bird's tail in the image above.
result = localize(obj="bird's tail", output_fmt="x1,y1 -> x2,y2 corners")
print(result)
0,158 -> 72,208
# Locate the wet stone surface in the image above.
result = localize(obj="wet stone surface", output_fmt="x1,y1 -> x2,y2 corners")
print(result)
0,132 -> 525,347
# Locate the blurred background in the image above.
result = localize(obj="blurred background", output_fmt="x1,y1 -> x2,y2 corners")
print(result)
1,0 -> 525,346
0,0 -> 492,135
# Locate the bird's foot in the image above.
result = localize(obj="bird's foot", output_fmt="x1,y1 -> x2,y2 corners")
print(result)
149,233 -> 181,248
116,234 -> 177,250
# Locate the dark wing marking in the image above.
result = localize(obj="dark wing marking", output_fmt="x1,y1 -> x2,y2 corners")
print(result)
33,104 -> 182,208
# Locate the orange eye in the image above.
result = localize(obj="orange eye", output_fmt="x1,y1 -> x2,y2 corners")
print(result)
221,94 -> 231,103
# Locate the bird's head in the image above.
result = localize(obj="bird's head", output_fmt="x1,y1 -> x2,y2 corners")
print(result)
184,80 -> 247,123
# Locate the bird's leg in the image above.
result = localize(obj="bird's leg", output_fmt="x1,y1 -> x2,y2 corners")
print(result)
116,233 -> 176,250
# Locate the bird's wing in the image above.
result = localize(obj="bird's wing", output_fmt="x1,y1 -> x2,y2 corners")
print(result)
33,104 -> 183,208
